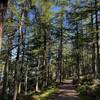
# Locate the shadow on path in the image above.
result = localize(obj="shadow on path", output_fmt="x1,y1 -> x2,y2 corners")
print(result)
49,80 -> 80,100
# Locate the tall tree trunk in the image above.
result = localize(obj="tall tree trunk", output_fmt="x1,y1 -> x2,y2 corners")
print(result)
76,22 -> 80,79
2,35 -> 12,99
91,5 -> 96,77
0,19 -> 3,50
59,25 -> 63,83
95,0 -> 100,78
0,1 -> 8,50
25,65 -> 28,95
2,57 -> 8,100
18,10 -> 25,94
42,25 -> 48,88
36,56 -> 40,92
13,18 -> 21,100
25,59 -> 29,95
1,2 -> 8,99
57,13 -> 63,83
13,42 -> 20,100
0,3 -> 3,50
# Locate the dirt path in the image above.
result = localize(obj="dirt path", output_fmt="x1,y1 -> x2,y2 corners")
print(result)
49,80 -> 80,100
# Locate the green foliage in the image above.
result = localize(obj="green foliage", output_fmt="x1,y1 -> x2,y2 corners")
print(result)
80,76 -> 93,85
76,79 -> 100,100
77,84 -> 89,95
31,0 -> 36,5
77,84 -> 96,100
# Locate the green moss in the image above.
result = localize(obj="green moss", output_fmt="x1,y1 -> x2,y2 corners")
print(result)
33,87 -> 58,100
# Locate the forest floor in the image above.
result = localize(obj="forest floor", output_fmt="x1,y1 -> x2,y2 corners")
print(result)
49,80 -> 80,100
23,80 -> 80,100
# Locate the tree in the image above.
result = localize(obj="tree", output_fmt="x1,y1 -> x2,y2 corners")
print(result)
0,0 -> 8,50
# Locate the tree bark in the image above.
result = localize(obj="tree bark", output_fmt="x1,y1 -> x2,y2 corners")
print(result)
91,5 -> 96,77
76,22 -> 80,79
95,0 -> 100,78
0,1 -> 8,50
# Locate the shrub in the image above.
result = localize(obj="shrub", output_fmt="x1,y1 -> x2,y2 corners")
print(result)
77,85 -> 88,95
80,76 -> 93,85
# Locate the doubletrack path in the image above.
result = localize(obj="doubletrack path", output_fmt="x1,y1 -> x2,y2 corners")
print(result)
49,80 -> 80,100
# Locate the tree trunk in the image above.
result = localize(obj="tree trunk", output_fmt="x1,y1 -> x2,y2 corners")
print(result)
42,25 -> 48,88
13,19 -> 21,100
36,57 -> 40,92
2,58 -> 8,100
91,6 -> 96,77
59,26 -> 63,83
25,64 -> 28,95
0,4 -> 3,50
76,22 -> 80,79
0,1 -> 8,50
95,0 -> 100,78
0,20 -> 3,50
13,83 -> 18,100
2,35 -> 11,99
